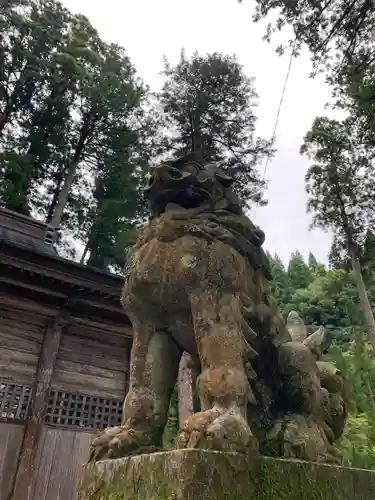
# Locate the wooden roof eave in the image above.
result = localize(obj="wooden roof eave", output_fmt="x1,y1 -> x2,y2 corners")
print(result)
0,239 -> 133,328
0,239 -> 125,298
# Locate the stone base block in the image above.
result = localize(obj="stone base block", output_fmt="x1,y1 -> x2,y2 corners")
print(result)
76,449 -> 375,500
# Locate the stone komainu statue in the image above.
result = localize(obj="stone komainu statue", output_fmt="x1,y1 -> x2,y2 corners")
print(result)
89,154 -> 347,463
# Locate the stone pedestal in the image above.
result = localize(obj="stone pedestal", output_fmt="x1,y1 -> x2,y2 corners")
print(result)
76,449 -> 375,500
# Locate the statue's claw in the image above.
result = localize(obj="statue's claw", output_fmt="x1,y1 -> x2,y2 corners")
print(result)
88,426 -> 160,462
262,414 -> 341,464
88,426 -> 123,462
175,409 -> 258,453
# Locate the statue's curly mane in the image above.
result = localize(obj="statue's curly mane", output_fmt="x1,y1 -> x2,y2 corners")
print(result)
140,154 -> 272,280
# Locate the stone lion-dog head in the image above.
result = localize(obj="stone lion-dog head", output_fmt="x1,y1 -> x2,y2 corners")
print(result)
145,153 -> 243,217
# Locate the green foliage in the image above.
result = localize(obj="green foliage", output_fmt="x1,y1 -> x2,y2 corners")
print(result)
158,50 -> 273,206
327,340 -> 375,469
247,0 -> 375,82
287,250 -> 313,290
0,0 -> 153,269
301,115 -> 375,348
301,116 -> 375,252
268,252 -> 291,305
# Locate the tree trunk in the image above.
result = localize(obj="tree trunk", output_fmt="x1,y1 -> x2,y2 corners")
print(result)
80,239 -> 90,264
46,169 -> 65,222
49,158 -> 79,228
48,113 -> 96,227
349,246 -> 375,350
80,224 -> 96,264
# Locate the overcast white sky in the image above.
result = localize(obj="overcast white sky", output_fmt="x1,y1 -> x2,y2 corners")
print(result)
62,0 -> 338,265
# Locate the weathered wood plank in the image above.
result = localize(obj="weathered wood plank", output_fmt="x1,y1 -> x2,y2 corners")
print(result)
0,306 -> 44,384
0,295 -> 58,318
0,305 -> 55,326
1,276 -> 66,299
56,350 -> 127,371
55,360 -> 127,381
0,348 -> 40,365
52,325 -> 130,396
68,316 -> 132,338
0,423 -> 24,500
30,428 -> 94,500
0,318 -> 46,336
71,432 -> 94,498
64,324 -> 130,348
51,370 -> 126,400
28,427 -> 58,500
0,297 -> 132,339
58,335 -> 128,361
10,314 -> 66,500
0,348 -> 39,385
0,332 -> 42,354
44,430 -> 75,500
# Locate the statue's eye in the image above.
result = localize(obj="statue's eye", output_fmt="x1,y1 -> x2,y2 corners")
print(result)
169,167 -> 183,179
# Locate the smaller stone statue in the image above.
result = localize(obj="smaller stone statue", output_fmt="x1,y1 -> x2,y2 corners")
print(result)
262,311 -> 347,461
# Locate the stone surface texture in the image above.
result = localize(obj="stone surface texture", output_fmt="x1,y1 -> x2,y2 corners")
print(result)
77,449 -> 375,500
88,154 -> 347,464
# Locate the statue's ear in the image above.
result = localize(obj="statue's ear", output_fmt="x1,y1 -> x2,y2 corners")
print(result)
215,168 -> 235,188
286,311 -> 307,342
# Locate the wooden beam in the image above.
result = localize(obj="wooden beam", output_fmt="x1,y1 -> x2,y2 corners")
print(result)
0,275 -> 66,298
0,290 -> 132,333
69,315 -> 133,337
0,293 -> 59,317
8,311 -> 69,500
0,250 -> 123,296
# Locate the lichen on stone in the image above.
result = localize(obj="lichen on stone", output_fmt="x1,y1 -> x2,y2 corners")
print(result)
88,154 -> 347,467
77,449 -> 375,500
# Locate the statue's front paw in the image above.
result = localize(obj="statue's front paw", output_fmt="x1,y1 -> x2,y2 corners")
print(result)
262,414 -> 340,464
176,409 -> 258,453
88,426 -> 159,462
88,426 -> 123,462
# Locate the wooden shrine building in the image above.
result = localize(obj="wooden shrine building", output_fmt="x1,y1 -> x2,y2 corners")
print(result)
0,207 -> 132,500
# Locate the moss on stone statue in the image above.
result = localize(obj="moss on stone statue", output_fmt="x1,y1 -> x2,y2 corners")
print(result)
77,450 -> 375,500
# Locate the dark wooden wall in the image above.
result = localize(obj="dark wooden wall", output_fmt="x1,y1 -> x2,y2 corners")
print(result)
0,297 -> 131,500
0,424 -> 24,500
29,428 -> 93,500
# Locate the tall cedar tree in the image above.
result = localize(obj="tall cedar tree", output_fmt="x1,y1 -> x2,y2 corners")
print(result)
0,0 -> 152,267
0,0 -> 72,213
240,0 -> 375,82
301,115 -> 375,349
287,250 -> 313,290
48,34 -> 150,265
81,115 -> 152,272
46,36 -> 145,230
308,252 -> 319,272
267,252 -> 291,306
158,50 -> 272,206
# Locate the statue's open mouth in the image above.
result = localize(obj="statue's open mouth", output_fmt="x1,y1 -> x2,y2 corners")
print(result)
145,165 -> 211,216
149,189 -> 209,215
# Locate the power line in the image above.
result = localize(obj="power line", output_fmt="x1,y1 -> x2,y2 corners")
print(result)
252,39 -> 297,218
